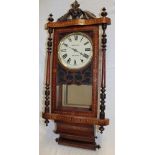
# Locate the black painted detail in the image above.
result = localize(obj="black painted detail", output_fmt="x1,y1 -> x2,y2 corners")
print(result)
62,54 -> 67,59
84,42 -> 89,45
85,48 -> 91,51
57,63 -> 92,85
67,58 -> 71,64
74,35 -> 78,40
83,53 -> 89,58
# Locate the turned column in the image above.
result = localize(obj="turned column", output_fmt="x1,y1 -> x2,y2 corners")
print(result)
99,8 -> 108,133
44,14 -> 54,126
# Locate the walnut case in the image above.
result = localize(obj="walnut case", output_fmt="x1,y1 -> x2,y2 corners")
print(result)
42,1 -> 111,150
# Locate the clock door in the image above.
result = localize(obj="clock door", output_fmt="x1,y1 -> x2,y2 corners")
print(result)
51,25 -> 99,117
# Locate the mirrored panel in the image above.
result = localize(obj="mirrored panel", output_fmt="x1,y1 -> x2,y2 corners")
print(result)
57,84 -> 92,108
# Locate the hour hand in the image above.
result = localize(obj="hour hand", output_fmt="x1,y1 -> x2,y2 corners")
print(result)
71,48 -> 82,54
66,45 -> 75,51
68,47 -> 80,53
71,48 -> 78,52
71,48 -> 87,58
68,46 -> 77,52
63,44 -> 77,52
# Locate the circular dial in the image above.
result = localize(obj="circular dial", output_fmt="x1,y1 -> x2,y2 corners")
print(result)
58,32 -> 93,70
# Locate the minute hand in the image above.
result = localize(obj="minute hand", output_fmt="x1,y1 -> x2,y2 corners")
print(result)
67,46 -> 86,57
71,48 -> 85,57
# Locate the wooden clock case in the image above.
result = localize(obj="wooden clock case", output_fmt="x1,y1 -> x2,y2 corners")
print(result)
42,1 -> 111,150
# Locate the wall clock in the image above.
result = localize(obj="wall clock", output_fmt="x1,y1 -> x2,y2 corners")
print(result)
42,0 -> 111,150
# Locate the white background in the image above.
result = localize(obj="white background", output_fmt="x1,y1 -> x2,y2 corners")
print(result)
39,0 -> 114,155
0,0 -> 155,155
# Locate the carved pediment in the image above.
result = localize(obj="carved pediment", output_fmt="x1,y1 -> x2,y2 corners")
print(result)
57,0 -> 96,21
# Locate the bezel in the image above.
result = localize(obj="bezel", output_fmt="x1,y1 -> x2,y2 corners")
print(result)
58,32 -> 93,70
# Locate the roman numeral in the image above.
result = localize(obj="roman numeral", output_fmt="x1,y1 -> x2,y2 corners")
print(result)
74,35 -> 78,40
80,59 -> 84,63
68,37 -> 72,42
85,48 -> 91,51
74,60 -> 76,65
63,43 -> 68,47
67,58 -> 71,64
80,37 -> 84,42
83,53 -> 89,59
62,54 -> 67,59
61,49 -> 67,52
84,42 -> 89,45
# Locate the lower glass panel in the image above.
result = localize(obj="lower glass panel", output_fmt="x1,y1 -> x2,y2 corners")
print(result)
57,84 -> 92,108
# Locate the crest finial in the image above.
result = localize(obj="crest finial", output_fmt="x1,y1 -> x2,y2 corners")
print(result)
71,0 -> 80,9
57,1 -> 96,21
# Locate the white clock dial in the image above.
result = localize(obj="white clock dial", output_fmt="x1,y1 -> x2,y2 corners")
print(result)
58,32 -> 93,70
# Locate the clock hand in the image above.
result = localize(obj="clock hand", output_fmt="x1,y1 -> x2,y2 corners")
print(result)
63,45 -> 77,52
67,46 -> 82,55
67,46 -> 76,51
67,46 -> 87,58
70,48 -> 85,57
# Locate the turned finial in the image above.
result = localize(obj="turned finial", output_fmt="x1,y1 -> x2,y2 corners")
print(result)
48,13 -> 54,22
101,7 -> 107,17
71,0 -> 80,9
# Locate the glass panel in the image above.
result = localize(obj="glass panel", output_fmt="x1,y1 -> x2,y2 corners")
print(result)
61,84 -> 92,108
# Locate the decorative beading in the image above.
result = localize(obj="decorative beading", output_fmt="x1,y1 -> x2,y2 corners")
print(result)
57,64 -> 92,85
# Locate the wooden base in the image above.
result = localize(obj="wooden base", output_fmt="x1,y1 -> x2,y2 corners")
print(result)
54,121 -> 100,150
42,113 -> 109,126
56,137 -> 97,150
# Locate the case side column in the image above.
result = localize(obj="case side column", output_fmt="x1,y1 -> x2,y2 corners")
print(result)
99,8 -> 108,133
44,14 -> 54,126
